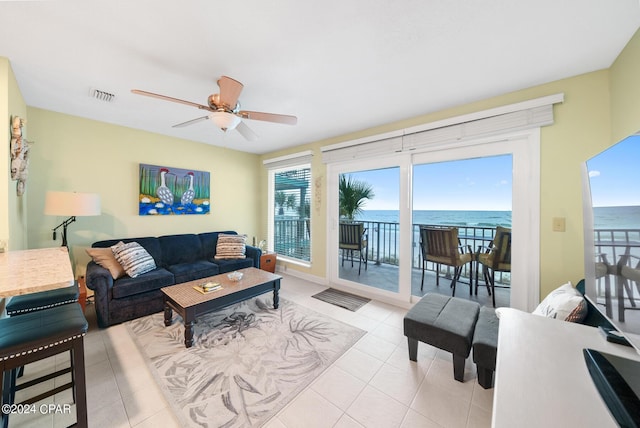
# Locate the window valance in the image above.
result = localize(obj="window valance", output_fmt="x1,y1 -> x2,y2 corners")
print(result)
321,94 -> 563,163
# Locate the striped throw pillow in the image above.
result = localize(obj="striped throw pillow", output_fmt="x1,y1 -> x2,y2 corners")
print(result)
214,234 -> 247,260
111,241 -> 156,278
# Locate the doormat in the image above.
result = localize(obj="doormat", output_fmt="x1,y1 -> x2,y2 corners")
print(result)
312,288 -> 371,312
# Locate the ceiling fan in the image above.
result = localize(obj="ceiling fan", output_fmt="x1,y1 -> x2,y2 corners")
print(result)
131,76 -> 297,141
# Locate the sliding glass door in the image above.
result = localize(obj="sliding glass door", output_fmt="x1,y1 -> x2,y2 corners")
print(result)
411,155 -> 513,305
337,167 -> 400,291
327,130 -> 540,311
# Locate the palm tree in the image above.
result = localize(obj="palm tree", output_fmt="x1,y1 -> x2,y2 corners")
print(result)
339,174 -> 375,220
275,191 -> 298,215
275,191 -> 286,215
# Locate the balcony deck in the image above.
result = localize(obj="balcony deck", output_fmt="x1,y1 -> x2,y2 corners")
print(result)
338,262 -> 510,308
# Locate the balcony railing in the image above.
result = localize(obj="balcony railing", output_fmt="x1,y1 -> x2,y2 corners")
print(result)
273,218 -> 640,290
357,221 -> 507,283
274,217 -> 310,261
273,218 -> 504,280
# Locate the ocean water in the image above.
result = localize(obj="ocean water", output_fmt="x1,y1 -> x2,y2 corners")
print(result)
348,206 -> 640,271
356,209 -> 512,228
593,206 -> 640,230
356,206 -> 640,230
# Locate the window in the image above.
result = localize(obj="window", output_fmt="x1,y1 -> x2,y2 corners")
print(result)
265,151 -> 313,265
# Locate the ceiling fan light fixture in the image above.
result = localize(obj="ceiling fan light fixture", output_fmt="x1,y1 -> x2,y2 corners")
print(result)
209,111 -> 241,131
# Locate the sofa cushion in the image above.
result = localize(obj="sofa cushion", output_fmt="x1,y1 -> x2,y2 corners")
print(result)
199,231 -> 237,259
214,258 -> 254,273
532,281 -> 587,323
86,247 -> 126,279
166,261 -> 220,284
111,268 -> 174,299
214,234 -> 247,259
159,234 -> 202,267
93,237 -> 162,266
112,241 -> 157,278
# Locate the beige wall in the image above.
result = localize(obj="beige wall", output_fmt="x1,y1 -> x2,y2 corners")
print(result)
260,73 -> 609,298
0,58 -> 8,250
25,108 -> 263,275
4,27 -> 640,298
261,34 -> 640,300
611,28 -> 640,145
1,58 -> 28,251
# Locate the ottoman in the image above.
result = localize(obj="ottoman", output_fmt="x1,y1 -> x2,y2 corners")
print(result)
404,293 -> 480,382
472,306 -> 499,389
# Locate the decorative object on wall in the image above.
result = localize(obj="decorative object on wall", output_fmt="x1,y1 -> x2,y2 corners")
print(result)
9,116 -> 33,196
315,175 -> 322,213
139,163 -> 210,215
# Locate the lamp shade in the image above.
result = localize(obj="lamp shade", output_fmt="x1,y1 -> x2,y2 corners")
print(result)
209,111 -> 241,131
44,191 -> 101,216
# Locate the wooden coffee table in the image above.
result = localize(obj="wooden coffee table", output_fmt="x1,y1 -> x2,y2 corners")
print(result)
161,267 -> 282,348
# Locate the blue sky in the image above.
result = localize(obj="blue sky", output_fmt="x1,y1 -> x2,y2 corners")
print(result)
345,154 -> 513,211
587,134 -> 640,207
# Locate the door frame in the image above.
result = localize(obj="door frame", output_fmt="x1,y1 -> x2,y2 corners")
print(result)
326,128 -> 540,311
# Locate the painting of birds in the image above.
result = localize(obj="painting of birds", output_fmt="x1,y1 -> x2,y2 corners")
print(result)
181,172 -> 195,205
157,168 -> 174,206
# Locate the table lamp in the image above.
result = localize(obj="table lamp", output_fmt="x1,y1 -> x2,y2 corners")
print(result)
44,191 -> 101,247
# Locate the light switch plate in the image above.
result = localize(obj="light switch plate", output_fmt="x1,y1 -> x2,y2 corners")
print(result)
552,217 -> 566,232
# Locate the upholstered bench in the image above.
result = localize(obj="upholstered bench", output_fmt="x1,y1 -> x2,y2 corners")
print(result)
404,293 -> 480,382
0,303 -> 88,428
472,306 -> 499,389
6,282 -> 79,316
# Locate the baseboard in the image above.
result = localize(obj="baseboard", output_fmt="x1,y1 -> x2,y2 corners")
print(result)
275,265 -> 413,310
275,265 -> 327,286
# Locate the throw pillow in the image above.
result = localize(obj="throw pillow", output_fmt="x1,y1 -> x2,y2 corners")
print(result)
532,281 -> 587,323
86,247 -> 126,280
111,241 -> 156,278
214,234 -> 247,260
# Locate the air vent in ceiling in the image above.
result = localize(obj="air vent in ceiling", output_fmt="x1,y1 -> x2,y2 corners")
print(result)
90,88 -> 116,102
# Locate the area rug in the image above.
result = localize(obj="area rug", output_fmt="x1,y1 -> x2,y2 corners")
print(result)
311,288 -> 371,312
125,296 -> 365,427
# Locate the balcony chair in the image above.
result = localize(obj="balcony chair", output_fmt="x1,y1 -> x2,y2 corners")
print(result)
419,226 -> 473,296
339,222 -> 368,275
476,226 -> 512,307
594,253 -> 615,318
617,249 -> 640,322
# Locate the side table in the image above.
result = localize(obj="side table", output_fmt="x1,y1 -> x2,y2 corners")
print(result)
77,275 -> 88,312
260,252 -> 277,273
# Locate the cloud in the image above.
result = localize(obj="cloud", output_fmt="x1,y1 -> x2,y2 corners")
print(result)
588,170 -> 601,178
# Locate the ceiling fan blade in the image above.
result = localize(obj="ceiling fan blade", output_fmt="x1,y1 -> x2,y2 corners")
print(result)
238,110 -> 297,125
131,89 -> 213,111
217,76 -> 244,109
172,116 -> 209,128
236,121 -> 259,141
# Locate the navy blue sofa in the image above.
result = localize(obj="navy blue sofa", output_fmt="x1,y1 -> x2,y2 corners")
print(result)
86,231 -> 261,327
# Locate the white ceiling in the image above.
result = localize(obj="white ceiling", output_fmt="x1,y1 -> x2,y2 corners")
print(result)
2,1 -> 639,154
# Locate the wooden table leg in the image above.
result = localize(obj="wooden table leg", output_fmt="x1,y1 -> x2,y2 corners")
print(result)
273,280 -> 280,309
184,320 -> 194,348
164,304 -> 173,327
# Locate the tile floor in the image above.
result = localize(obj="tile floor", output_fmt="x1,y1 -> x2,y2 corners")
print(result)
10,273 -> 493,428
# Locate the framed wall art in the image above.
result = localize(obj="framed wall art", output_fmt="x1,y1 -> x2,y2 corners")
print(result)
139,163 -> 210,215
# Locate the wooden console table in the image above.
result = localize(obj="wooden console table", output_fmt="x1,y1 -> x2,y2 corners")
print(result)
493,308 -> 640,427
0,247 -> 74,297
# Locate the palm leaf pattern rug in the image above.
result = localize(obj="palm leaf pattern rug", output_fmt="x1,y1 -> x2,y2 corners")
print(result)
126,296 -> 365,427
